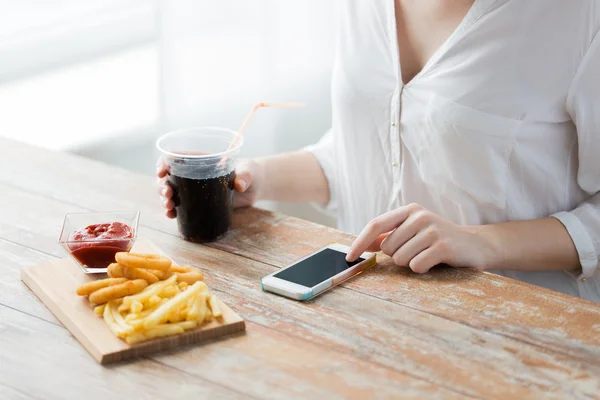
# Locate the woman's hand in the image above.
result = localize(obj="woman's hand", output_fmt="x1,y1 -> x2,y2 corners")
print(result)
156,158 -> 264,219
346,203 -> 496,273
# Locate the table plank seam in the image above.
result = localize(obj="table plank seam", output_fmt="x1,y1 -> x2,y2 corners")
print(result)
0,382 -> 42,400
0,303 -> 62,328
338,285 -> 600,368
0,237 -> 58,259
204,290 -> 485,400
0,180 -> 180,240
142,357 -> 263,400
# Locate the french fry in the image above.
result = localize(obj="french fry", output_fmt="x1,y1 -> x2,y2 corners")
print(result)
76,277 -> 128,296
128,319 -> 145,331
122,275 -> 177,308
143,281 -> 203,329
131,300 -> 143,314
171,320 -> 197,330
178,281 -> 189,290
94,304 -> 105,315
169,265 -> 192,273
146,324 -> 185,337
125,307 -> 159,330
116,252 -> 172,271
196,294 -> 208,324
148,269 -> 174,280
125,313 -> 139,322
125,332 -> 146,344
208,295 -> 222,318
138,308 -> 156,318
176,271 -> 204,285
180,302 -> 190,318
199,281 -> 209,292
108,263 -> 159,284
125,324 -> 185,344
110,301 -> 134,337
148,294 -> 162,307
160,284 -> 180,298
167,310 -> 181,323
89,279 -> 148,305
187,292 -> 206,321
103,302 -> 125,337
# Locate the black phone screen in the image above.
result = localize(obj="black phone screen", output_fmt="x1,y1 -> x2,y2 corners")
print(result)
273,248 -> 365,288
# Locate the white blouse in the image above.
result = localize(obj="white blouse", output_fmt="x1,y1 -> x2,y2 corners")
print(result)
307,0 -> 600,302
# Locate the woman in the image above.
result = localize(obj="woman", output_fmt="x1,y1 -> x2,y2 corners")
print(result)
158,0 -> 600,302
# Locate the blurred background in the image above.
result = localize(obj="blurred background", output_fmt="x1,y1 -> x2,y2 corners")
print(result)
0,0 -> 337,226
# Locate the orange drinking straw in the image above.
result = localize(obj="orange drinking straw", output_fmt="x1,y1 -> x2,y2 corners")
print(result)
220,102 -> 305,165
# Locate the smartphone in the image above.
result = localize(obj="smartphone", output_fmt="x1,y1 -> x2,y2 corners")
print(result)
260,243 -> 376,301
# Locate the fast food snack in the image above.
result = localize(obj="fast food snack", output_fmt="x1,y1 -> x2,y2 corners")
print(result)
89,279 -> 148,304
107,263 -> 159,284
76,277 -> 128,296
208,294 -> 223,318
116,252 -> 172,271
148,269 -> 174,281
75,252 -> 222,344
169,265 -> 192,273
175,270 -> 204,285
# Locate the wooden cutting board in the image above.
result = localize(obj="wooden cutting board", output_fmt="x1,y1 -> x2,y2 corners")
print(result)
20,240 -> 246,364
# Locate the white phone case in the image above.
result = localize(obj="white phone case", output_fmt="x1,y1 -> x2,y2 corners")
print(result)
261,243 -> 376,301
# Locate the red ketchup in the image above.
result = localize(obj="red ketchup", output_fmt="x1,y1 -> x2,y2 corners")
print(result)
68,222 -> 134,268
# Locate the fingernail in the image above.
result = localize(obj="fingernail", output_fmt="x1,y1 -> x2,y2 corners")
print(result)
156,166 -> 162,175
238,179 -> 247,191
163,199 -> 168,208
161,187 -> 167,197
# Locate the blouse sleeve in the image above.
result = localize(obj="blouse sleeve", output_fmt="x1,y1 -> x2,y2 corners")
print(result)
304,129 -> 338,216
552,32 -> 600,280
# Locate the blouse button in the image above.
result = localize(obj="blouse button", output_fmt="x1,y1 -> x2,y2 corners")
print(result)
392,161 -> 399,167
392,121 -> 396,126
582,278 -> 587,282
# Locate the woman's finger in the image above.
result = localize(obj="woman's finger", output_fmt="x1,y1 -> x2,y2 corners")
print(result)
366,233 -> 391,252
408,246 -> 444,274
165,209 -> 177,219
163,198 -> 175,211
347,205 -> 415,261
234,161 -> 254,193
156,158 -> 170,179
156,177 -> 165,194
160,183 -> 173,199
390,231 -> 432,267
379,213 -> 423,256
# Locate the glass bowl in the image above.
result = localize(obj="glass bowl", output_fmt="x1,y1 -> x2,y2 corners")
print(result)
58,211 -> 140,274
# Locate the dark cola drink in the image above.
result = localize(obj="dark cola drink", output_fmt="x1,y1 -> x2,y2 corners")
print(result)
169,171 -> 235,242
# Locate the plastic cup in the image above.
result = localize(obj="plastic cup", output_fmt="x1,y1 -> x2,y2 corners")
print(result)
156,127 -> 243,242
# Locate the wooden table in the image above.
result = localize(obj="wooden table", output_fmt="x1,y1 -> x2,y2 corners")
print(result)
1,138 -> 599,400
